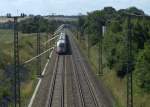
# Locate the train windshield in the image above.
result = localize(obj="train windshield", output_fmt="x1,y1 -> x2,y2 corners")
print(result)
59,43 -> 65,48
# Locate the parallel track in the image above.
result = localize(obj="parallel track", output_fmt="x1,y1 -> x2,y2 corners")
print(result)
32,29 -> 113,107
46,35 -> 102,107
71,56 -> 85,107
70,36 -> 101,107
64,55 -> 75,107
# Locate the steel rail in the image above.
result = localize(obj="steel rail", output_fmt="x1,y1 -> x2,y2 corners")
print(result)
77,51 -> 102,107
71,36 -> 101,107
61,56 -> 65,107
45,55 -> 59,107
46,55 -> 65,107
70,55 -> 85,107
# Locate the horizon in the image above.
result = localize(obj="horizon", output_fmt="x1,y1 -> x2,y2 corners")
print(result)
0,0 -> 149,16
1,6 -> 150,17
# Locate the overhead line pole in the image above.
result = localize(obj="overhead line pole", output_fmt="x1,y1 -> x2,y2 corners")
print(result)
105,15 -> 134,107
37,17 -> 41,76
6,13 -> 25,107
127,15 -> 133,107
46,33 -> 49,58
13,16 -> 21,107
87,34 -> 90,58
98,25 -> 103,76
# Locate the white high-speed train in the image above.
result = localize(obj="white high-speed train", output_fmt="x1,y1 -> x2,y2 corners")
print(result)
56,32 -> 67,54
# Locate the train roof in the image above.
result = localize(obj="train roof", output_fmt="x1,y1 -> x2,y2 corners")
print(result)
58,32 -> 66,40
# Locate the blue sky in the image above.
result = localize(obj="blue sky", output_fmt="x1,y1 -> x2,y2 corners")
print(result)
0,0 -> 150,16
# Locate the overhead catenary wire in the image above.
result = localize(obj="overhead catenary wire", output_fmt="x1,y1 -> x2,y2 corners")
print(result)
43,34 -> 59,45
23,46 -> 54,65
43,24 -> 64,45
24,24 -> 65,65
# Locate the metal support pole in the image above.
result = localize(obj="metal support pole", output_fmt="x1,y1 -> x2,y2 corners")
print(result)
87,34 -> 90,58
98,35 -> 103,75
46,33 -> 49,58
37,17 -> 41,76
37,32 -> 41,76
79,29 -> 82,43
127,15 -> 133,107
98,26 -> 103,76
14,17 -> 21,107
77,31 -> 78,40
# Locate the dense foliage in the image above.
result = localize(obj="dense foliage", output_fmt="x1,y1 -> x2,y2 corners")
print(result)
18,16 -> 76,33
18,16 -> 62,33
135,42 -> 150,92
78,7 -> 150,93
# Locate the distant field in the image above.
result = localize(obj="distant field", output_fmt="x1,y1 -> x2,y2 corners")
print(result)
0,29 -> 13,42
0,16 -> 78,23
45,16 -> 78,22
0,17 -> 30,23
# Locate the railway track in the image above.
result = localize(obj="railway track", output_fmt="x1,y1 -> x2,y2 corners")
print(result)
70,35 -> 102,107
71,55 -> 86,107
45,41 -> 101,107
46,55 -> 65,107
31,29 -> 114,107
46,36 -> 101,107
64,55 -> 76,107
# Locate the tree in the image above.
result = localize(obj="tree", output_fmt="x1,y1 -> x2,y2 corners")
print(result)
6,13 -> 11,18
76,6 -> 150,81
134,42 -> 150,93
118,7 -> 145,16
103,20 -> 128,77
128,7 -> 145,15
20,13 -> 27,17
84,11 -> 104,45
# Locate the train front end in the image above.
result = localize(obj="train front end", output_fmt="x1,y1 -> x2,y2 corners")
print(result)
56,40 -> 66,54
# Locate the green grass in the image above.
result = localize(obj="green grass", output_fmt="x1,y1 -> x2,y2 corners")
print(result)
0,29 -> 51,106
0,29 -> 13,42
74,34 -> 150,107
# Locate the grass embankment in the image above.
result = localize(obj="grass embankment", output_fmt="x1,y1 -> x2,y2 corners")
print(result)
0,29 -> 51,106
74,34 -> 150,107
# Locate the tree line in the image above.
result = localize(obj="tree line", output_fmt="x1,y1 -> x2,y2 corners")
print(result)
18,16 -> 66,33
78,7 -> 150,93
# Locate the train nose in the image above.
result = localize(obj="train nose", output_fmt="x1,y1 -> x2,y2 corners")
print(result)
57,47 -> 61,52
57,47 -> 64,53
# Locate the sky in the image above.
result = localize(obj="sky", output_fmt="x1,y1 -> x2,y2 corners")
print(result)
0,0 -> 150,16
